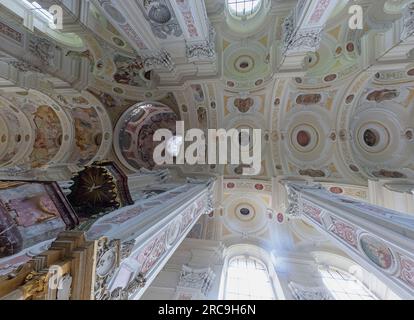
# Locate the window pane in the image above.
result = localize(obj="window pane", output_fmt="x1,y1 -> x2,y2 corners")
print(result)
227,0 -> 261,17
318,269 -> 377,300
224,256 -> 275,300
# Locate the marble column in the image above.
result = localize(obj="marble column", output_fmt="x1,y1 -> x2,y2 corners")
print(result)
284,182 -> 414,299
87,178 -> 216,300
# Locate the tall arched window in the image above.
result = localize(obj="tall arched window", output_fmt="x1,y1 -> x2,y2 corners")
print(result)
319,268 -> 377,300
225,256 -> 275,300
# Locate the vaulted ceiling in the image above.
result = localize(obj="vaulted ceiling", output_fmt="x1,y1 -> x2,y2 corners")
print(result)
0,0 -> 413,185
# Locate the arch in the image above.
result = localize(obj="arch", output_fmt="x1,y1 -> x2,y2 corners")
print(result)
1,90 -> 74,168
218,244 -> 285,300
50,91 -> 113,167
311,251 -> 401,299
0,96 -> 33,167
339,71 -> 414,180
317,266 -> 377,300
113,101 -> 179,172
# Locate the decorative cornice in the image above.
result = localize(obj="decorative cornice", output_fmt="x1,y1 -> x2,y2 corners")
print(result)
178,265 -> 216,296
402,2 -> 414,39
142,49 -> 174,71
186,25 -> 216,61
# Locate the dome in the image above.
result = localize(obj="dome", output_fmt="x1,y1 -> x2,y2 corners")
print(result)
114,102 -> 178,171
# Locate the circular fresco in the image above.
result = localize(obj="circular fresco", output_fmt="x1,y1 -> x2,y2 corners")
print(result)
114,102 -> 178,171
363,129 -> 380,147
360,235 -> 394,270
329,187 -> 344,194
239,208 -> 250,216
357,123 -> 390,154
290,124 -> 319,153
112,37 -> 125,47
234,55 -> 255,73
235,203 -> 256,222
166,220 -> 181,247
297,130 -> 311,147
223,196 -> 269,236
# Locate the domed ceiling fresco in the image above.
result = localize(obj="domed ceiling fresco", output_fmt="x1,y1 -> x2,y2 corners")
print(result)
0,0 -> 412,179
0,0 -> 414,191
114,102 -> 179,171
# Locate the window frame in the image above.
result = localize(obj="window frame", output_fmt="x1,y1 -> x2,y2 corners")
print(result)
223,255 -> 276,300
317,266 -> 378,300
226,0 -> 262,19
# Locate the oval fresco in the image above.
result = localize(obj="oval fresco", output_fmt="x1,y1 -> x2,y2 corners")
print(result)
116,102 -> 178,170
360,235 -> 394,270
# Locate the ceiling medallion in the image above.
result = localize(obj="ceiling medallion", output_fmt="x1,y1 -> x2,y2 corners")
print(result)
234,55 -> 255,73
357,123 -> 390,154
235,203 -> 256,222
234,98 -> 254,113
277,213 -> 284,223
255,79 -> 263,86
240,208 -> 250,216
297,130 -> 311,147
291,125 -> 319,153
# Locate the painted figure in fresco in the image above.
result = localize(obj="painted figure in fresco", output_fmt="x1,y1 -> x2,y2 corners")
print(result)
5,195 -> 59,227
367,89 -> 400,103
0,182 -> 71,258
296,94 -> 322,105
0,182 -> 59,227
197,107 -> 207,125
74,113 -> 93,150
329,187 -> 344,194
134,112 -> 177,169
191,85 -> 205,103
31,105 -> 62,168
363,129 -> 378,147
234,98 -> 254,113
299,169 -> 326,178
297,131 -> 311,147
72,96 -> 89,105
72,107 -> 101,165
372,170 -> 406,179
113,55 -> 145,87
361,237 -> 393,269
74,119 -> 94,152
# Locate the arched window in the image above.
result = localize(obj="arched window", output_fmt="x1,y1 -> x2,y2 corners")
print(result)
224,256 -> 275,300
319,268 -> 377,300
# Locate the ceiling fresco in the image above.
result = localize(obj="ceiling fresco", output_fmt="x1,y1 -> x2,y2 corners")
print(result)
114,102 -> 179,171
0,0 -> 412,176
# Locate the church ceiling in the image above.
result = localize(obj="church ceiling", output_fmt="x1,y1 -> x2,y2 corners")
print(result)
0,0 -> 412,185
